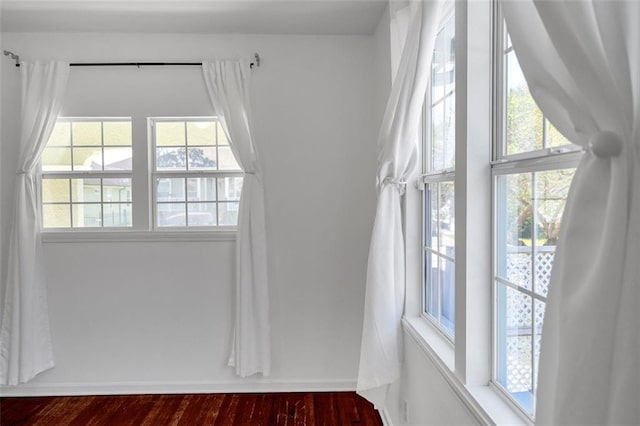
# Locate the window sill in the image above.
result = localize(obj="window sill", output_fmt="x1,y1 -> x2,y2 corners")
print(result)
402,316 -> 531,426
41,230 -> 237,243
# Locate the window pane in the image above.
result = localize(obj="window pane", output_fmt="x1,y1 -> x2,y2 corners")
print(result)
187,203 -> 217,226
431,101 -> 444,171
545,119 -> 570,148
430,14 -> 455,173
217,177 -> 243,201
425,251 -> 439,319
506,51 -> 543,155
104,178 -> 132,203
72,204 -> 102,227
104,147 -> 133,171
103,121 -> 132,146
218,202 -> 239,226
187,177 -> 216,202
217,122 -> 229,145
157,203 -> 186,227
432,25 -> 446,104
496,173 -> 533,290
156,121 -> 185,146
440,258 -> 455,336
103,203 -> 132,227
72,122 -> 102,146
43,204 -> 70,228
48,122 -> 71,146
186,121 -> 215,146
443,93 -> 455,169
156,147 -> 186,170
42,178 -> 69,203
439,182 -> 455,257
534,169 -> 574,296
496,284 -> 534,414
157,178 -> 185,202
187,147 -> 216,170
42,147 -> 71,171
429,185 -> 438,250
71,178 -> 101,203
533,300 -> 545,397
217,146 -> 241,170
73,147 -> 102,171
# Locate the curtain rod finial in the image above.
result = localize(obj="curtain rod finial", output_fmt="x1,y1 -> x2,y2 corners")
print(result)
3,50 -> 20,67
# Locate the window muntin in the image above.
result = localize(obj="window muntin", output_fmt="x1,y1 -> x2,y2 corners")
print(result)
41,119 -> 133,229
423,11 -> 456,339
492,20 -> 579,417
151,118 -> 243,228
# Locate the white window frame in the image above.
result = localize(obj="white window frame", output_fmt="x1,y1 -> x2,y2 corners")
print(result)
489,6 -> 582,419
149,117 -> 243,230
39,117 -> 134,231
421,3 -> 457,342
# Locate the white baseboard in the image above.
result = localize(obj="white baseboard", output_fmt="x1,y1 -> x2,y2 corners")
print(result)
0,379 -> 356,397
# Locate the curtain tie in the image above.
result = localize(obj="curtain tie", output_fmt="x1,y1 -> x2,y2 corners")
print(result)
16,170 -> 33,176
589,130 -> 622,158
381,177 -> 407,194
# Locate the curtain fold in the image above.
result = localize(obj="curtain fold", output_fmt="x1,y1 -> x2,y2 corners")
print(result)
0,61 -> 69,385
357,0 -> 443,409
502,1 -> 639,424
202,61 -> 270,377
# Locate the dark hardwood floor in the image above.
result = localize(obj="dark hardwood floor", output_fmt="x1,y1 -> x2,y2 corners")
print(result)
0,392 -> 383,425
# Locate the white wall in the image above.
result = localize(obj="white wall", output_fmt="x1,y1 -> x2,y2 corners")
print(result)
0,32 -> 379,393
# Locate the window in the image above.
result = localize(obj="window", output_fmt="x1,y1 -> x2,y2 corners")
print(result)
40,117 -> 243,231
491,18 -> 580,417
41,118 -> 133,228
423,11 -> 456,339
151,118 -> 243,228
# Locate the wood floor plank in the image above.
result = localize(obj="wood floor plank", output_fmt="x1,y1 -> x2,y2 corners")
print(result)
313,392 -> 338,426
1,392 -> 382,426
139,395 -> 185,426
32,396 -> 94,426
336,392 -> 361,425
99,395 -> 157,426
354,392 -> 383,426
214,393 -> 240,426
250,392 -> 274,426
1,397 -> 52,425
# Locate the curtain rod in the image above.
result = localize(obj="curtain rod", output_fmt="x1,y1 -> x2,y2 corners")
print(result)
3,51 -> 261,69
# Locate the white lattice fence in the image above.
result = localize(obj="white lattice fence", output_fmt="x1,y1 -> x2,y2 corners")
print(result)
504,246 -> 555,392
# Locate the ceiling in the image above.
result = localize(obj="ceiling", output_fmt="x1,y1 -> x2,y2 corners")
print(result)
1,0 -> 388,35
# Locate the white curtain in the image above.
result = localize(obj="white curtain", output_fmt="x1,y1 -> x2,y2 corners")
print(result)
1,61 -> 69,385
202,61 -> 270,377
357,0 -> 443,409
502,1 -> 639,424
